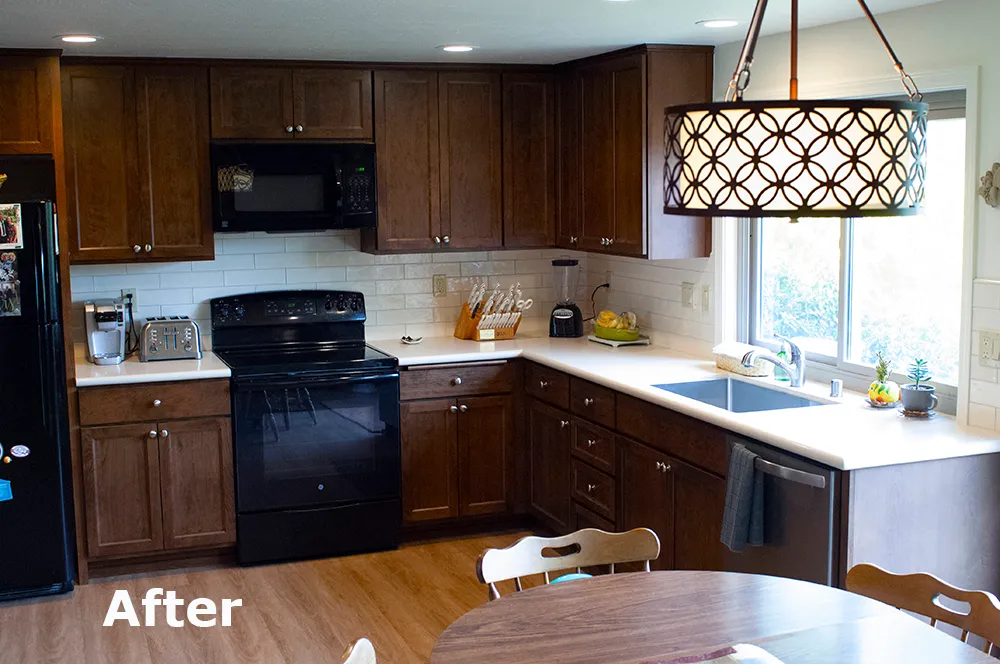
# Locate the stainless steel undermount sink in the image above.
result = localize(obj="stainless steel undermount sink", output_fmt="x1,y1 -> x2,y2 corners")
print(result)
653,377 -> 827,413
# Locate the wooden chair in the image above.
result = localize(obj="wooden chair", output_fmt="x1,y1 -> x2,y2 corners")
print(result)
846,563 -> 1000,655
477,527 -> 660,601
339,637 -> 376,664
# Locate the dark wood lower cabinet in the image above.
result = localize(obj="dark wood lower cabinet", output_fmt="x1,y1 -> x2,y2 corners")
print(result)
528,399 -> 572,532
401,399 -> 459,522
457,395 -> 513,517
81,424 -> 163,558
573,502 -> 616,532
158,417 -> 236,550
673,458 -> 727,571
618,436 -> 674,570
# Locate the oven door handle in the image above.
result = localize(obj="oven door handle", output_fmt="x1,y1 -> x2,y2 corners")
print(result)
234,371 -> 399,389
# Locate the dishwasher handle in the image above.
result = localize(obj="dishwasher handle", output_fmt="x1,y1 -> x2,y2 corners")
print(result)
754,458 -> 827,489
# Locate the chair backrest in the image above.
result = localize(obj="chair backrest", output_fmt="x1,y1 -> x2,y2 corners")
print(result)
846,563 -> 1000,654
477,527 -> 660,600
340,638 -> 376,664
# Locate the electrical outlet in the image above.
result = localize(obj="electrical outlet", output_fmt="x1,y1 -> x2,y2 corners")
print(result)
605,270 -> 613,291
121,288 -> 137,309
980,330 -> 1000,367
701,285 -> 711,312
432,274 -> 448,298
681,282 -> 695,309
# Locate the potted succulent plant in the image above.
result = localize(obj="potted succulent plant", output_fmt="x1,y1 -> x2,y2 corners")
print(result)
900,358 -> 938,414
867,351 -> 900,407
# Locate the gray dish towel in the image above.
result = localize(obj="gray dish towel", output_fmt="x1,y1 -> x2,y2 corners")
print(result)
720,444 -> 764,552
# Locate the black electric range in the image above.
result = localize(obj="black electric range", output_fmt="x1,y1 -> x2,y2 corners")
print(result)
211,290 -> 401,565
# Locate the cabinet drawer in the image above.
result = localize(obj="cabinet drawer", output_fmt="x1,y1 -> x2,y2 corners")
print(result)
617,394 -> 728,477
400,362 -> 512,400
571,419 -> 615,475
79,380 -> 231,426
570,377 -> 615,428
571,459 -> 615,521
524,362 -> 570,409
573,502 -> 616,532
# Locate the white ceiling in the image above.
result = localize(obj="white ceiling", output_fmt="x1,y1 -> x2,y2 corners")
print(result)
2,0 -> 942,63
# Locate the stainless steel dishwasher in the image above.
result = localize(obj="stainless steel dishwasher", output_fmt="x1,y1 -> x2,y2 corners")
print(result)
722,434 -> 839,586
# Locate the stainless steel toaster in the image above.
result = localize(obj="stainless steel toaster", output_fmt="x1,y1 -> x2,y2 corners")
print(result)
139,316 -> 203,362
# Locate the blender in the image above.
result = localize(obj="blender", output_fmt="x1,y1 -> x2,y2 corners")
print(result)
549,259 -> 583,338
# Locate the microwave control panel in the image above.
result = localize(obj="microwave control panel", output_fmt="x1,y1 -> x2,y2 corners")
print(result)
343,168 -> 375,215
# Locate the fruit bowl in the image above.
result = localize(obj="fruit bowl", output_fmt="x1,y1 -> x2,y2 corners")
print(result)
593,324 -> 640,342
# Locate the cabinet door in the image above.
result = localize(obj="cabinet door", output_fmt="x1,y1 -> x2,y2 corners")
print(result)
673,459 -> 727,571
556,74 -> 581,250
135,66 -> 214,261
81,424 -> 163,558
610,56 -> 646,257
210,67 -> 293,139
158,417 -> 236,550
578,66 -> 615,252
502,73 -> 556,248
618,437 -> 674,570
0,55 -> 54,154
457,395 -> 512,517
62,65 -> 143,263
528,399 -> 572,532
292,68 -> 373,140
438,72 -> 503,250
401,399 -> 458,522
372,70 -> 441,252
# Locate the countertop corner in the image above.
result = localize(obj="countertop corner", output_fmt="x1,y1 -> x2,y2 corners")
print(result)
73,344 -> 231,387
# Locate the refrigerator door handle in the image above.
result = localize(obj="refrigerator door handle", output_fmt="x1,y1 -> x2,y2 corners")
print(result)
53,211 -> 60,256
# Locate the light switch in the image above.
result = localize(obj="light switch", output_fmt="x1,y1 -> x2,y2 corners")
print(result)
681,282 -> 695,309
701,285 -> 711,312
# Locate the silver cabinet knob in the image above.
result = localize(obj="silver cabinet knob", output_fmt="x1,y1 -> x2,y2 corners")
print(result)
148,430 -> 158,438
584,398 -> 594,407
443,235 -> 450,244
452,376 -> 463,386
144,244 -> 152,253
600,238 -> 606,246
656,461 -> 671,473
133,245 -> 142,253
608,238 -> 615,246
560,420 -> 570,429
152,399 -> 162,407
539,380 -> 549,389
459,404 -> 468,413
285,125 -> 294,133
160,429 -> 169,438
587,483 -> 597,492
450,405 -> 459,413
434,236 -> 442,244
587,439 -> 596,448
295,125 -> 304,133
570,236 -> 578,244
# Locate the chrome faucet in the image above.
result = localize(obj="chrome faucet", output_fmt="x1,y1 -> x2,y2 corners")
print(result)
742,335 -> 806,388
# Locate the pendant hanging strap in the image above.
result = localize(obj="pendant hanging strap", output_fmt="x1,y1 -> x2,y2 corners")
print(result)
856,0 -> 923,100
726,0 -> 769,101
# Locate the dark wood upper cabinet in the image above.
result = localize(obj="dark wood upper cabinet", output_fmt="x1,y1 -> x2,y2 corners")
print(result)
457,395 -> 512,517
578,65 -> 615,253
292,68 -> 373,140
438,72 -> 503,250
63,63 -> 214,264
135,66 -> 213,261
503,73 -> 556,248
62,65 -> 142,262
672,459 -> 727,572
610,57 -> 645,257
0,55 -> 56,154
618,436 -> 675,570
528,398 -> 572,532
365,70 -> 441,253
158,417 -> 236,550
401,398 -> 458,522
209,66 -> 294,139
556,73 -> 582,250
81,424 -> 163,558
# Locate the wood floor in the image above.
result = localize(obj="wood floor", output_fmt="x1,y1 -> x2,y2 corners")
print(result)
0,531 -> 535,664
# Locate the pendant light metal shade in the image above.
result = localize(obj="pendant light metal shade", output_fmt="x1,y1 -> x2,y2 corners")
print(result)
664,98 -> 928,217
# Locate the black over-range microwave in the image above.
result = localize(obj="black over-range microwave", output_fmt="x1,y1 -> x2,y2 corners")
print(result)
211,142 -> 376,232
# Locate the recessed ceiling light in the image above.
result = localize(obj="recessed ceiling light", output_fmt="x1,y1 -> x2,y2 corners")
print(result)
58,35 -> 101,43
439,45 -> 474,53
696,19 -> 739,29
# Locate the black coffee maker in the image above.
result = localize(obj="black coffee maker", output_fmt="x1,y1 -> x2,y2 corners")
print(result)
549,259 -> 583,338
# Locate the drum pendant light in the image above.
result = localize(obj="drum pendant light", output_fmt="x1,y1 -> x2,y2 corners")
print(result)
664,0 -> 928,218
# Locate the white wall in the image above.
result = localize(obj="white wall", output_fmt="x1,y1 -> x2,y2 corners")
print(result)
714,0 -> 996,425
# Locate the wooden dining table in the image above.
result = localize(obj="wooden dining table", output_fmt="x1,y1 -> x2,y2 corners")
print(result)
431,571 -> 995,663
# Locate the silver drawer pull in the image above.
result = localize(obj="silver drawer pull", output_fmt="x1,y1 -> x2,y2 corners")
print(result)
560,420 -> 570,429
584,398 -> 594,406
452,376 -> 463,386
587,439 -> 596,448
152,399 -> 162,407
754,458 -> 827,489
587,483 -> 597,492
539,380 -> 549,389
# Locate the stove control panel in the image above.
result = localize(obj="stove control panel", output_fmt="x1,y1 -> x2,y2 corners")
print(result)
211,290 -> 366,329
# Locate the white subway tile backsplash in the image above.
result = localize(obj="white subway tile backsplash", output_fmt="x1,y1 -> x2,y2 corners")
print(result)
163,271 -> 224,288
969,403 -> 997,430
317,252 -> 376,267
191,254 -> 255,271
136,289 -> 194,306
377,309 -> 434,326
432,251 -> 490,263
224,269 -> 287,286
285,236 -> 347,253
221,237 -> 286,254
404,263 -> 462,279
285,267 -> 346,284
973,281 -> 1000,310
346,265 -> 405,282
92,274 -> 162,291
254,252 -> 319,269
461,261 -> 516,277
70,264 -> 128,277
377,279 -> 432,295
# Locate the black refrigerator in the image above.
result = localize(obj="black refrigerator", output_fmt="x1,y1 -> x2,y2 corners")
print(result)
0,156 -> 74,600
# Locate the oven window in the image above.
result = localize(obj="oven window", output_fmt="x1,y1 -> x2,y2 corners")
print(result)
233,377 -> 400,511
234,174 -> 326,212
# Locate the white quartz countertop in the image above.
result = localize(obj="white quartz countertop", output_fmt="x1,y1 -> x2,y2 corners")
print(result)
74,344 -> 231,387
368,333 -> 1000,471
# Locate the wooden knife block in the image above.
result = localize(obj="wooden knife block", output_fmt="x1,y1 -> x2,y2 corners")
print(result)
454,302 -> 520,341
